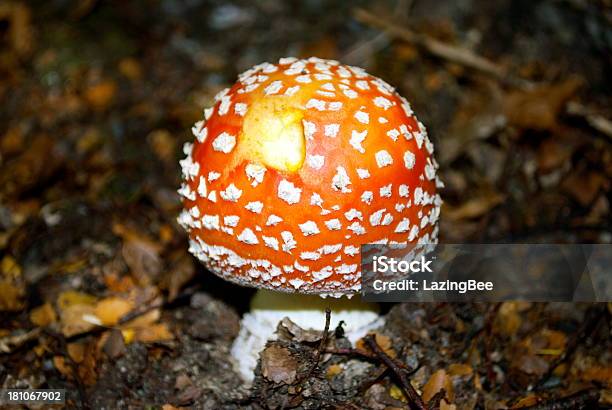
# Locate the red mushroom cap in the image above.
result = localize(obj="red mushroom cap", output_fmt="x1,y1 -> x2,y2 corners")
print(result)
178,57 -> 442,296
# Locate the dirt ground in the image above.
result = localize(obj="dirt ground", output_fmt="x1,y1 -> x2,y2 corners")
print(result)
0,0 -> 611,409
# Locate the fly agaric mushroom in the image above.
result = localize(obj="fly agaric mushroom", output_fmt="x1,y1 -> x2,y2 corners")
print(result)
178,57 -> 442,380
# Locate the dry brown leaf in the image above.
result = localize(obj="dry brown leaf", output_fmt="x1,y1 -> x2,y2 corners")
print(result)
116,225 -> 163,285
511,394 -> 539,408
422,369 -> 454,403
162,254 -> 195,302
504,77 -> 583,130
277,317 -> 325,343
94,297 -> 133,326
495,302 -> 529,336
0,135 -> 60,198
540,329 -> 567,351
260,344 -> 298,384
514,354 -> 549,376
30,303 -> 57,327
562,170 -> 606,207
579,365 -> 612,383
537,138 -> 575,173
443,192 -> 505,221
77,341 -> 99,386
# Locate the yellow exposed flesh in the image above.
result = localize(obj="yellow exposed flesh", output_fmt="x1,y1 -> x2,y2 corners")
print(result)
241,97 -> 306,172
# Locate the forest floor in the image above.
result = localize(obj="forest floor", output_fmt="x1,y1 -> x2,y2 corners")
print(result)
0,0 -> 611,409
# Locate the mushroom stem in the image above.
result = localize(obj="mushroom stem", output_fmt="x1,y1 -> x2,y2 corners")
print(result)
230,289 -> 384,382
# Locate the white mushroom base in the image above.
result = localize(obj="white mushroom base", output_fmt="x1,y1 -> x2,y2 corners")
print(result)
230,289 -> 384,382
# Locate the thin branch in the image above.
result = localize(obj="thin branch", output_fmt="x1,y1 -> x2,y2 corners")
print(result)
296,308 -> 332,385
363,334 -> 427,410
567,101 -> 612,141
325,347 -> 379,362
0,328 -> 41,354
534,304 -> 607,390
353,8 -> 529,88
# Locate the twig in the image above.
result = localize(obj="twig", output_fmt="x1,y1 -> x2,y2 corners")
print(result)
353,8 -> 530,88
311,308 -> 332,375
567,101 -> 612,141
325,347 -> 379,362
326,347 -> 416,374
520,389 -> 600,410
534,304 -> 607,390
0,328 -> 41,354
118,282 -> 202,325
296,308 -> 332,384
427,388 -> 447,410
363,334 -> 427,410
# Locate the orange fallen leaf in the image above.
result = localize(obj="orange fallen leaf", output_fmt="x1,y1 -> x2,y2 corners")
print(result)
134,323 -> 173,343
30,303 -> 57,327
60,304 -> 98,337
57,290 -> 97,311
326,364 -> 343,379
104,272 -> 136,293
121,328 -> 135,344
357,333 -> 396,357
67,342 -> 85,363
448,363 -> 473,377
85,80 -> 117,111
53,356 -> 72,379
579,366 -> 612,383
1,255 -> 22,279
0,280 -> 24,311
94,297 -> 133,326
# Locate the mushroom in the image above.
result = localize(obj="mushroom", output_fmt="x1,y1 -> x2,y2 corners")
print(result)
178,57 -> 442,381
